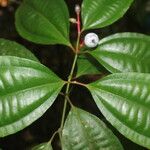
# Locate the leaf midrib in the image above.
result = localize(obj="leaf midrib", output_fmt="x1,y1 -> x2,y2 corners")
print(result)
0,65 -> 53,77
0,82 -> 61,98
90,85 -> 150,113
91,50 -> 149,61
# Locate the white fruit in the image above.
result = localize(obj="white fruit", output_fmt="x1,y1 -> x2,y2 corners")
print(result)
84,33 -> 99,48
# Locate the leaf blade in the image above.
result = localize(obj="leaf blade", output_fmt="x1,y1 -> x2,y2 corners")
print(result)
62,107 -> 123,150
15,0 -> 70,46
89,33 -> 150,73
87,73 -> 150,148
0,38 -> 38,61
0,56 -> 64,137
76,54 -> 101,77
82,0 -> 134,30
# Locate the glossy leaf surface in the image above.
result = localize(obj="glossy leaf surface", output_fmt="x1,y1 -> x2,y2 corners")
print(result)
82,0 -> 133,30
89,33 -> 150,73
62,107 -> 123,150
15,0 -> 70,46
87,73 -> 150,148
0,38 -> 38,61
32,142 -> 52,150
0,56 -> 64,137
77,55 -> 101,77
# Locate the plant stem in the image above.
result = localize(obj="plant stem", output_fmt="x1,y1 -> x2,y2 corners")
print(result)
49,130 -> 59,144
58,53 -> 78,147
76,4 -> 81,53
71,81 -> 86,87
59,4 -> 81,147
60,53 -> 78,131
77,11 -> 81,36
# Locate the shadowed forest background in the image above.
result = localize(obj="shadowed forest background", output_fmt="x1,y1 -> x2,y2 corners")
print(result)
0,0 -> 150,149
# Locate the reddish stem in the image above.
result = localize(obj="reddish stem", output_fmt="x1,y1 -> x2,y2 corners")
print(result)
77,12 -> 81,35
75,4 -> 81,52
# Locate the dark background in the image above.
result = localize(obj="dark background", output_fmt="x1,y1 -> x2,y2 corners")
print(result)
0,0 -> 150,149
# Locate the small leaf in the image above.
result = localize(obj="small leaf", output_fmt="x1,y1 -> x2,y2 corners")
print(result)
0,38 -> 38,61
82,0 -> 134,30
15,0 -> 70,46
89,33 -> 150,73
32,142 -> 52,150
87,73 -> 150,148
62,107 -> 123,150
76,55 -> 101,77
0,56 -> 64,137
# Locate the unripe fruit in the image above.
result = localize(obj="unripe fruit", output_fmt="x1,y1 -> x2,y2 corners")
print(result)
84,33 -> 99,48
75,4 -> 80,14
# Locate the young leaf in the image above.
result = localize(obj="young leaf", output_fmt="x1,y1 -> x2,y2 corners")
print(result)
76,55 -> 101,77
62,107 -> 123,150
0,56 -> 64,137
0,38 -> 38,61
89,33 -> 150,73
32,142 -> 52,150
87,73 -> 150,149
15,0 -> 70,46
82,0 -> 134,30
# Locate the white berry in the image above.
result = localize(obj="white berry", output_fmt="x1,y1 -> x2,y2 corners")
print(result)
84,33 -> 99,48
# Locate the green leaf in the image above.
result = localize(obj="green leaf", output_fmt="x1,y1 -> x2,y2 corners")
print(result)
0,38 -> 38,61
15,0 -> 70,46
82,0 -> 134,30
76,55 -> 101,77
0,56 -> 64,137
89,33 -> 150,73
62,107 -> 123,150
87,73 -> 150,148
32,142 -> 52,150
